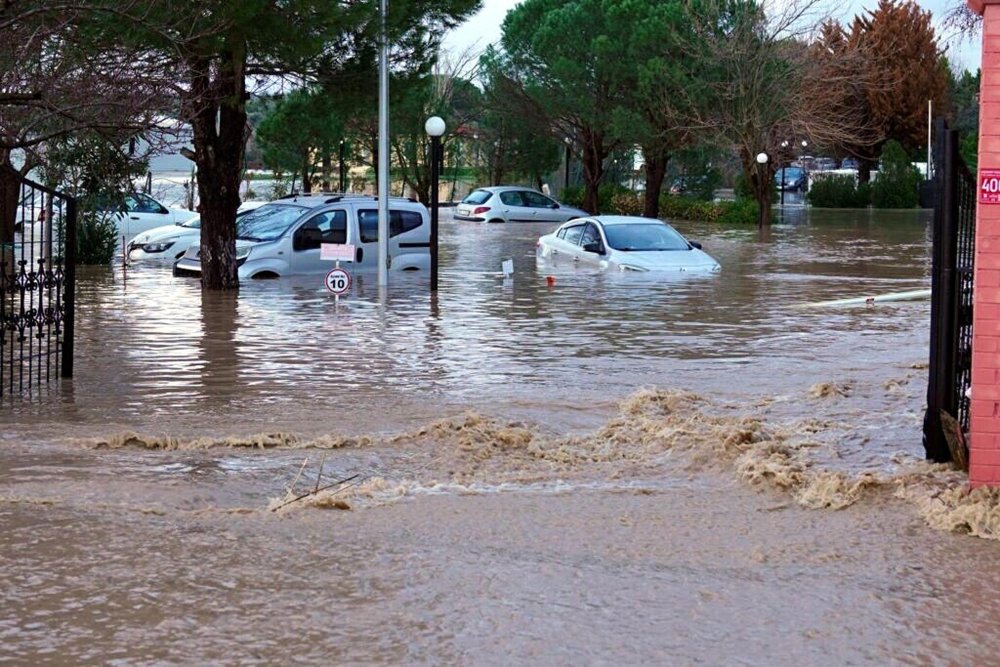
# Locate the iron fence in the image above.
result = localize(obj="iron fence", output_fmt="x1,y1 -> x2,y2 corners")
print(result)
924,120 -> 975,464
1,174 -> 76,395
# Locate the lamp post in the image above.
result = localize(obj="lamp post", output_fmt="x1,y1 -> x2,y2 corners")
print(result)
338,139 -> 346,193
425,116 -> 446,292
563,138 -> 572,191
756,151 -> 769,228
779,141 -> 789,206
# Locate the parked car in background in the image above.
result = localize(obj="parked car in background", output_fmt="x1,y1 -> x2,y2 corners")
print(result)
173,193 -> 430,280
105,193 -> 196,244
536,216 -> 720,274
813,157 -> 838,171
455,186 -> 588,223
778,166 -> 808,191
128,200 -> 266,262
841,157 -> 860,170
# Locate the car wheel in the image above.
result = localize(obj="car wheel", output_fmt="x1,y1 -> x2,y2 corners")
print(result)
488,218 -> 504,224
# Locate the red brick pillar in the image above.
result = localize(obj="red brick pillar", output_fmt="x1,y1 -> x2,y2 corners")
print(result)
969,0 -> 1000,486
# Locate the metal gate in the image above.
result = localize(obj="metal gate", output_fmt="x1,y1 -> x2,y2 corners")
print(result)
1,173 -> 76,395
923,120 -> 975,464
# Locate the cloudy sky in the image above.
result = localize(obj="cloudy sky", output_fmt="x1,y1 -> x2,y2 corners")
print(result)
441,0 -> 982,71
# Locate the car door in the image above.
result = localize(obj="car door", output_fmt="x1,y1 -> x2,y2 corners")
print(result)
548,222 -> 586,265
120,194 -> 178,241
289,208 -> 348,274
497,190 -> 533,222
355,207 -> 429,271
575,222 -> 606,267
522,190 -> 563,222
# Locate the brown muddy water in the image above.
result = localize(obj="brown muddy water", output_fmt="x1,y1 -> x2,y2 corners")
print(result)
3,207 -> 1000,664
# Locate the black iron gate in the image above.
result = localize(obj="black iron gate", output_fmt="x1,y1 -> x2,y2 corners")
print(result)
924,120 -> 975,464
1,174 -> 76,395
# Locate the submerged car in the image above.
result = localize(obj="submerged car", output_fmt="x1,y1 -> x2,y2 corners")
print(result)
128,200 -> 267,262
536,216 -> 720,274
455,186 -> 587,224
105,193 -> 195,244
777,167 -> 808,191
173,193 -> 431,280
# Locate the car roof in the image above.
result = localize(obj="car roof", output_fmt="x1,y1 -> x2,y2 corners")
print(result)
475,186 -> 542,194
273,192 -> 422,209
566,215 -> 667,227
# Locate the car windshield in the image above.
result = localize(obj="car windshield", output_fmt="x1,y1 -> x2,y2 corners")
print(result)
236,204 -> 306,241
603,223 -> 690,251
462,190 -> 492,205
781,167 -> 804,181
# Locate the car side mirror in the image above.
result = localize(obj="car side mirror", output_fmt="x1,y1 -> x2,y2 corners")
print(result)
582,241 -> 604,254
689,241 -> 702,250
551,203 -> 560,209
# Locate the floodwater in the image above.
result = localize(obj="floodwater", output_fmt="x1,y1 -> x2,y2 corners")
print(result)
3,206 -> 1000,664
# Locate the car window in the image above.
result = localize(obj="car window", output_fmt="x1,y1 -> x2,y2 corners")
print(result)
179,217 -> 201,229
236,204 -> 307,242
294,210 -> 347,251
522,191 -> 554,208
580,223 -> 601,247
603,223 -> 690,251
561,224 -> 585,245
499,191 -> 525,206
358,209 -> 424,243
462,190 -> 491,205
128,194 -> 165,214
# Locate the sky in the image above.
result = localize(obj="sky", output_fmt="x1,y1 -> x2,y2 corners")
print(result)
441,0 -> 983,72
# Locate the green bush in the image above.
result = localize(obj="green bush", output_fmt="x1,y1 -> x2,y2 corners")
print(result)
658,194 -> 757,224
558,183 -> 632,213
609,192 -> 644,215
807,175 -> 871,208
76,210 -> 118,264
871,140 -> 921,209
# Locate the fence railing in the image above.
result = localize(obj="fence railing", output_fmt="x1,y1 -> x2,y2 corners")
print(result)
1,173 -> 76,395
924,119 -> 975,465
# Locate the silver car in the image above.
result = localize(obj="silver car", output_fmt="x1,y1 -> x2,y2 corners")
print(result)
173,194 -> 431,280
455,186 -> 587,223
536,216 -> 721,273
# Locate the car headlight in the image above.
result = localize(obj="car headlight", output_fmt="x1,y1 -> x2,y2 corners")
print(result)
618,264 -> 648,272
142,241 -> 175,253
235,246 -> 253,261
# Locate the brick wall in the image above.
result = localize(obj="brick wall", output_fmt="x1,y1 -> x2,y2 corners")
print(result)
970,1 -> 1000,486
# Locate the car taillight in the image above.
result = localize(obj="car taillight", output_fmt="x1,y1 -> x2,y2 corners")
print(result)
473,206 -> 490,215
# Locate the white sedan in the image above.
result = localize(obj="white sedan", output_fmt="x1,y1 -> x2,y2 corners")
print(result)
536,216 -> 720,273
128,200 -> 267,262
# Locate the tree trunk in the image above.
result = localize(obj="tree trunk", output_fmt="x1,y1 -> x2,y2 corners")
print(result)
642,150 -> 668,218
189,43 -> 248,291
0,157 -> 19,253
321,151 -> 331,191
302,154 -> 312,194
581,129 -> 607,214
858,158 -> 874,185
743,150 -> 772,228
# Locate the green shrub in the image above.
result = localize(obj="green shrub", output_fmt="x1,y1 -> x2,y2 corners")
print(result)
871,140 -> 921,209
658,194 -> 757,224
807,175 -> 871,208
609,192 -> 644,215
76,210 -> 118,264
559,185 -> 584,208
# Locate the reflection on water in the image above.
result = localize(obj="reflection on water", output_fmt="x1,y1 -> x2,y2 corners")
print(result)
8,206 -> 993,665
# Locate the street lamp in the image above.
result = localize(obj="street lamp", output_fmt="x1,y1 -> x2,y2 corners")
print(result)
563,138 -> 572,191
779,141 -> 789,207
338,139 -> 346,193
425,116 -> 446,292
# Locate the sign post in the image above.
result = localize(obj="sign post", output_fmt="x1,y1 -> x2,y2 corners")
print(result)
322,243 -> 355,308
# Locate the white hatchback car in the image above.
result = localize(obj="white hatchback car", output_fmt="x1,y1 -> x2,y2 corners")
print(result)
536,216 -> 720,273
128,200 -> 267,262
173,194 -> 431,280
455,186 -> 588,224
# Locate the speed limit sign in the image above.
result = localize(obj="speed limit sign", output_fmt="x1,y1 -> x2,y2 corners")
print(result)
325,267 -> 352,295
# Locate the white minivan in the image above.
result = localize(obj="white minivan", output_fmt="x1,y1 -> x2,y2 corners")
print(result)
173,193 -> 431,279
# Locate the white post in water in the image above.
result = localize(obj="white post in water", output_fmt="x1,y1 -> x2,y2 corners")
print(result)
377,0 -> 389,288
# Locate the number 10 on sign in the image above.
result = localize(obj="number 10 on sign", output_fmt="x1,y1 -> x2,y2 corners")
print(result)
325,266 -> 352,307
